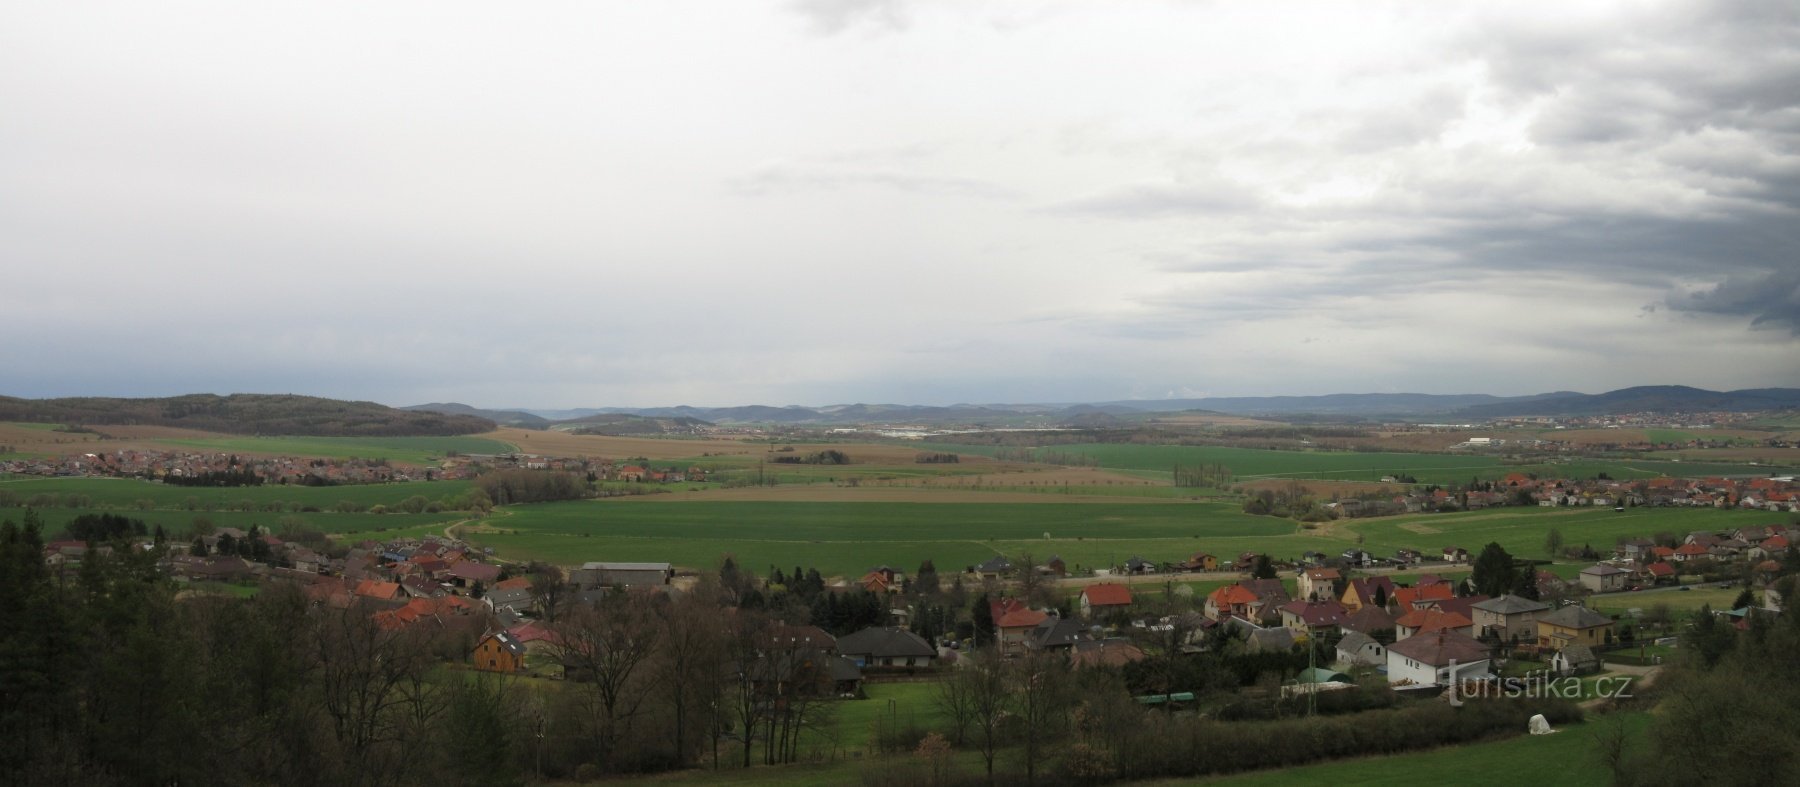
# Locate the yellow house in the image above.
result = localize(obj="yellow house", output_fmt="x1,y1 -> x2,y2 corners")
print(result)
1535,605 -> 1613,650
1339,577 -> 1395,612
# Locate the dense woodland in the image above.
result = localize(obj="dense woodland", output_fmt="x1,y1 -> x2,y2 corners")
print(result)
0,394 -> 494,436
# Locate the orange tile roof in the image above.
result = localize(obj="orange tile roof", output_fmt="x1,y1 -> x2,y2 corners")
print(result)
997,608 -> 1049,629
1083,583 -> 1134,607
1210,584 -> 1260,607
1395,583 -> 1454,609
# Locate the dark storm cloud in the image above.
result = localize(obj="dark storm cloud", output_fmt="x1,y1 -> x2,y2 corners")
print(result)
1666,270 -> 1800,334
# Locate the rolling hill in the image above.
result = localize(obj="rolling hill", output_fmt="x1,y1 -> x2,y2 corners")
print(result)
0,394 -> 495,436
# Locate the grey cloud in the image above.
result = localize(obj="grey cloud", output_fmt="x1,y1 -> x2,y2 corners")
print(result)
1666,270 -> 1800,335
789,0 -> 910,35
1050,179 -> 1263,219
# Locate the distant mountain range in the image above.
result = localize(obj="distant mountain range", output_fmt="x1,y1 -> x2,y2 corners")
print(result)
1452,386 -> 1800,418
479,385 -> 1800,424
7,386 -> 1792,439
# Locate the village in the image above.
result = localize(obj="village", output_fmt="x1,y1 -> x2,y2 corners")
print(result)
44,495 -> 1784,710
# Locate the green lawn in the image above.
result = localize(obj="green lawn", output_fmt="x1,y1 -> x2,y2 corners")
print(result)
157,435 -> 515,464
1194,712 -> 1649,786
1588,585 -> 1743,616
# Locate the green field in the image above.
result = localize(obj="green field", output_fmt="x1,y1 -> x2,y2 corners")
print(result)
1198,712 -> 1649,786
459,495 -> 1788,580
1587,585 -> 1743,616
465,499 -> 1301,576
917,442 -> 1789,484
0,476 -> 476,511
1345,506 -> 1779,563
2,422 -> 64,431
9,506 -> 463,539
157,435 -> 516,464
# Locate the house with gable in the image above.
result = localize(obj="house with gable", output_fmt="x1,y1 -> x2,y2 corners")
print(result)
1579,563 -> 1631,593
1470,594 -> 1550,642
1297,567 -> 1341,601
1335,629 -> 1388,667
1386,630 -> 1491,687
473,630 -> 526,673
1340,576 -> 1396,612
1395,607 -> 1474,641
994,605 -> 1049,657
1536,605 -> 1614,651
1079,583 -> 1134,618
1279,600 -> 1348,637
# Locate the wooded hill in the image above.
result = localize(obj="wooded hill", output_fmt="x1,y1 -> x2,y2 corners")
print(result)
0,394 -> 494,437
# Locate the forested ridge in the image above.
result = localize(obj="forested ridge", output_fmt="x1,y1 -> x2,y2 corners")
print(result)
0,393 -> 494,436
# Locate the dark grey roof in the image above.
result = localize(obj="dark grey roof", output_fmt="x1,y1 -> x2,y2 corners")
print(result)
1337,630 -> 1380,655
836,627 -> 935,659
1245,628 -> 1296,653
1560,644 -> 1599,666
488,630 -> 525,655
1540,605 -> 1614,630
1030,617 -> 1088,650
976,556 -> 1012,572
1471,594 -> 1551,615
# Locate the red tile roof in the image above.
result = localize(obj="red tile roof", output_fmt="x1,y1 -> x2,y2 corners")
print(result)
1395,583 -> 1454,609
997,608 -> 1049,629
1082,583 -> 1134,607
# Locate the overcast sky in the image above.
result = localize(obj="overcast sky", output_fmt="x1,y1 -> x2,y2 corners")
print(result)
4,0 -> 1797,408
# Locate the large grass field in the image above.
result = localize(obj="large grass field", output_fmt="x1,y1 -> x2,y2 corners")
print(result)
464,499 -> 1301,576
1195,712 -> 1650,786
458,495 -> 1787,579
156,435 -> 516,464
1345,506 -> 1781,563
0,476 -> 476,511
8,506 -> 463,539
918,442 -> 1790,485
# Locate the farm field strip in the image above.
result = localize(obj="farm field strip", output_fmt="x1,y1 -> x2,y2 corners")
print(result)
10,506 -> 462,537
157,435 -> 516,463
0,476 -> 477,510
914,442 -> 1789,484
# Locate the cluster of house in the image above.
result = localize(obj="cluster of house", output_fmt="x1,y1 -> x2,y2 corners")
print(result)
987,586 -> 1150,669
2,449 -> 428,484
1196,568 -> 1620,689
434,454 -> 708,484
1339,473 -> 1800,517
1591,523 -> 1799,591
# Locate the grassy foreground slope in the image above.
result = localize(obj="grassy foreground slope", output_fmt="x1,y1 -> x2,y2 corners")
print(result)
1195,713 -> 1648,786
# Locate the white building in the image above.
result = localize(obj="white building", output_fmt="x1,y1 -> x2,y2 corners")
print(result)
1385,630 -> 1491,687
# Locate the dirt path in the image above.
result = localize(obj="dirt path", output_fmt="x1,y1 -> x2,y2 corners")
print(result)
1582,663 -> 1661,709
